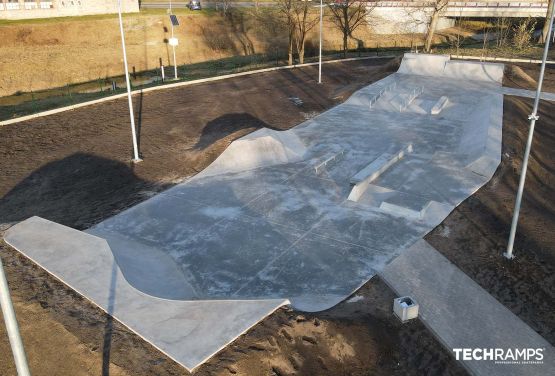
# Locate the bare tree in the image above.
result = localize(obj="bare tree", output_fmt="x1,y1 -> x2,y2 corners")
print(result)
424,0 -> 449,52
218,0 -> 232,17
328,0 -> 374,58
277,0 -> 297,65
293,1 -> 319,64
539,0 -> 555,44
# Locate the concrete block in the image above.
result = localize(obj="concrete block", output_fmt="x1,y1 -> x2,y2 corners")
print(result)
393,296 -> 419,323
379,201 -> 431,220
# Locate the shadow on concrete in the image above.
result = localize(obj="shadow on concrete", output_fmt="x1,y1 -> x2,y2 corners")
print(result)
194,112 -> 280,150
0,153 -> 166,230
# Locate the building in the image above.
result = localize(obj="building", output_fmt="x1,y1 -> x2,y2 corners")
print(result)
0,0 -> 139,20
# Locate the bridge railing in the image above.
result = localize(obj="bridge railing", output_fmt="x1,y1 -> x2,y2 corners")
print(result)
374,1 -> 548,8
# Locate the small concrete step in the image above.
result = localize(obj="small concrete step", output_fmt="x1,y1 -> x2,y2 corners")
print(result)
379,197 -> 431,221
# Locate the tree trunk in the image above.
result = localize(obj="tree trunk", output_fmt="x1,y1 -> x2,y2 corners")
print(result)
299,43 -> 305,64
288,30 -> 294,65
343,32 -> 348,58
425,10 -> 440,52
342,8 -> 349,58
539,0 -> 555,44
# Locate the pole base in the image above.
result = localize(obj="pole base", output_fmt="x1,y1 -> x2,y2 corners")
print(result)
132,158 -> 143,163
503,252 -> 515,260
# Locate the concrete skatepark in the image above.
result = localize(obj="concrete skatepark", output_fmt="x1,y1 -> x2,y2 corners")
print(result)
5,54 -> 554,373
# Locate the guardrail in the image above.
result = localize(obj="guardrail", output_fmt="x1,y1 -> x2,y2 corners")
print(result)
374,1 -> 547,8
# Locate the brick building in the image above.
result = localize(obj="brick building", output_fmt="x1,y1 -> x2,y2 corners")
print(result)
0,0 -> 139,20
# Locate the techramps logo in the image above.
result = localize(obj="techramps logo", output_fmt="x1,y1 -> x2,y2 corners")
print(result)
453,348 -> 545,365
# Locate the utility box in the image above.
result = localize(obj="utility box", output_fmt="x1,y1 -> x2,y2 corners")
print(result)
393,296 -> 419,323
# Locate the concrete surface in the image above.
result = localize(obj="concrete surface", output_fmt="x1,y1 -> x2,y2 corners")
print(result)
380,240 -> 555,376
4,216 -> 288,371
502,87 -> 555,101
4,54 -> 507,371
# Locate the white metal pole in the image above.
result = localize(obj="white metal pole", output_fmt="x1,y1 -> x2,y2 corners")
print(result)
318,0 -> 323,84
118,0 -> 141,162
170,0 -> 178,80
0,256 -> 31,376
505,8 -> 555,259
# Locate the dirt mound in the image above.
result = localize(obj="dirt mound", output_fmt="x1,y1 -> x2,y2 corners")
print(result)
503,63 -> 555,92
505,65 -> 537,88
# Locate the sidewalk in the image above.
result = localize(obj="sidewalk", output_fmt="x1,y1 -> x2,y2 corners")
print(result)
380,240 -> 555,376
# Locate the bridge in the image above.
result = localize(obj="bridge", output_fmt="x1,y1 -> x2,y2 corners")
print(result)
138,1 -> 551,34
371,1 -> 550,33
374,1 -> 549,18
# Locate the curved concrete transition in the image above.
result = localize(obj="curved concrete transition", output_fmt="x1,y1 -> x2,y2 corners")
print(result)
4,54 -> 505,371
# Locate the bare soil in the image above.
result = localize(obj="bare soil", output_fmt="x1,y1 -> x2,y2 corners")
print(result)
0,58 -> 466,375
503,63 -> 555,93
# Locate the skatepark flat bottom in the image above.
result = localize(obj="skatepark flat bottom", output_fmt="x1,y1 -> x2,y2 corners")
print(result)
4,54 -> 505,371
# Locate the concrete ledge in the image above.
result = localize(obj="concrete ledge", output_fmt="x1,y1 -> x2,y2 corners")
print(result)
380,201 -> 430,220
348,143 -> 413,202
451,55 -> 555,65
379,201 -> 430,220
431,96 -> 449,115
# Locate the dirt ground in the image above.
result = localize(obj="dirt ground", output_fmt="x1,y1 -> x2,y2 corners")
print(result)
0,58 -> 466,375
504,63 -> 555,93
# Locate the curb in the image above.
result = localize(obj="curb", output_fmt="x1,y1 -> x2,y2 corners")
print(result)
451,54 -> 555,65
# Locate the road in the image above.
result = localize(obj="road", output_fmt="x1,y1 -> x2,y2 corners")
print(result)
140,1 -> 278,9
